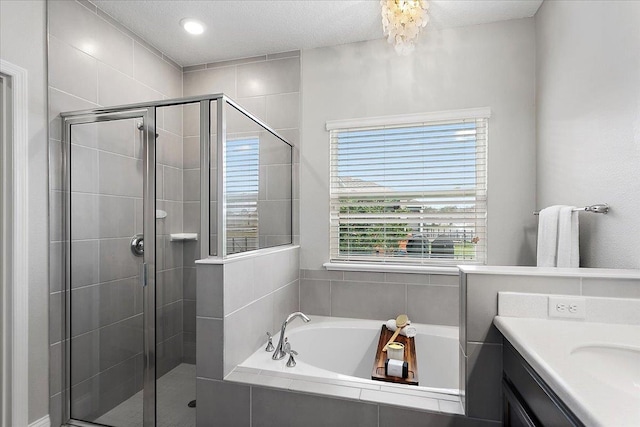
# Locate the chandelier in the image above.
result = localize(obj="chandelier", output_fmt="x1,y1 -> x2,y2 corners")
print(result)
380,0 -> 430,55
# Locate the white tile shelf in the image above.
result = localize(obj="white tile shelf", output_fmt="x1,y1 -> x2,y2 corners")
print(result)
195,244 -> 300,264
225,366 -> 464,416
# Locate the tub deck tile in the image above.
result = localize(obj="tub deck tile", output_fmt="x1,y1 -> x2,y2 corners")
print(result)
289,379 -> 362,400
438,398 -> 465,415
226,371 -> 292,390
379,384 -> 460,401
232,366 -> 260,374
360,389 -> 439,412
316,378 -> 382,391
258,369 -> 383,391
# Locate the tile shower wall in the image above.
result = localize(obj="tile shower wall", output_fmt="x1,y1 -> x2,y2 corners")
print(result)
300,269 -> 459,326
181,100 -> 202,364
459,267 -> 640,423
182,51 -> 301,247
157,103 -> 189,376
47,0 -> 183,424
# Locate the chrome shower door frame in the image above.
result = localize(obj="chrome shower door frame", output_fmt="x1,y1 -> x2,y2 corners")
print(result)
62,108 -> 157,427
58,92 -> 293,426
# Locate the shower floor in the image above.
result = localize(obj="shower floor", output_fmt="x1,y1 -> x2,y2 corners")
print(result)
95,363 -> 196,427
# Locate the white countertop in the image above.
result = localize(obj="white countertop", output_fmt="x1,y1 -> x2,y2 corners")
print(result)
494,316 -> 640,427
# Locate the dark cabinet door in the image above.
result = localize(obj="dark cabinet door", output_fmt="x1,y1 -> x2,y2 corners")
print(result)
502,340 -> 585,427
503,378 -> 537,427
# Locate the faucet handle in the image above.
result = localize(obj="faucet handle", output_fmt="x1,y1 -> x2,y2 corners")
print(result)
286,349 -> 298,368
283,338 -> 291,355
265,332 -> 275,352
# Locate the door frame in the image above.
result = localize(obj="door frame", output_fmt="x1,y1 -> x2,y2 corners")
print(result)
0,59 -> 29,427
61,109 -> 157,427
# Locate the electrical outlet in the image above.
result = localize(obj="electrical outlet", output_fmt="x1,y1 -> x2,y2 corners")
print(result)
548,296 -> 586,319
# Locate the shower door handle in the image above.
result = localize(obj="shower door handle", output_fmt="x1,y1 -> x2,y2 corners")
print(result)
140,263 -> 148,287
130,233 -> 144,256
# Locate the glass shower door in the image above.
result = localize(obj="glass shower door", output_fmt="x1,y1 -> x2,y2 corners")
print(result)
65,111 -> 156,427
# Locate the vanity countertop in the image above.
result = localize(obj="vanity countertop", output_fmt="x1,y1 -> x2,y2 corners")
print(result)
494,316 -> 640,427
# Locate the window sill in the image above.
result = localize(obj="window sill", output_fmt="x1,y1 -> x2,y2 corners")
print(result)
323,262 -> 460,275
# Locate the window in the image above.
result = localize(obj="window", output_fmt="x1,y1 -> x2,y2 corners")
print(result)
226,137 -> 259,254
328,109 -> 488,265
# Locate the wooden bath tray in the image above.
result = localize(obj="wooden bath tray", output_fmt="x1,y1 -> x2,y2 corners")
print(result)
371,325 -> 419,386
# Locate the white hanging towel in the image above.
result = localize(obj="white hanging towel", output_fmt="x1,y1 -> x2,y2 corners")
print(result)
536,205 -> 563,267
557,206 -> 580,268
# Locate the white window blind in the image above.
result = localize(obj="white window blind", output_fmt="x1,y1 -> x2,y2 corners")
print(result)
226,137 -> 259,254
329,113 -> 488,265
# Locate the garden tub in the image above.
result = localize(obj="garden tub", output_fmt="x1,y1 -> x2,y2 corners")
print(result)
226,316 -> 463,414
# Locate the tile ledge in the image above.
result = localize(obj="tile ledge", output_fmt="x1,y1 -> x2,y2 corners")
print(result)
459,265 -> 640,279
224,366 -> 464,416
196,245 -> 300,264
323,262 -> 459,275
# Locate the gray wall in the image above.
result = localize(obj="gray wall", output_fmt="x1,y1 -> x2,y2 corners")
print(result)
300,269 -> 459,326
47,0 -> 185,423
460,268 -> 640,423
300,18 -> 537,271
535,1 -> 640,269
0,0 -> 49,424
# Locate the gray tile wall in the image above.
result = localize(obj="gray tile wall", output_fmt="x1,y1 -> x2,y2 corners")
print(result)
195,379 -> 500,427
181,101 -> 202,363
258,132 -> 293,248
460,270 -> 640,423
48,1 -> 184,424
183,52 -> 301,251
157,104 -> 188,378
300,269 -> 459,326
196,246 -> 300,380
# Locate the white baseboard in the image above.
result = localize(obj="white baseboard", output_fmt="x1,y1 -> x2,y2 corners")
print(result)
29,415 -> 50,427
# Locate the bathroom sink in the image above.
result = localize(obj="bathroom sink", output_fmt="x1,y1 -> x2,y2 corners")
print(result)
569,344 -> 640,398
494,316 -> 640,426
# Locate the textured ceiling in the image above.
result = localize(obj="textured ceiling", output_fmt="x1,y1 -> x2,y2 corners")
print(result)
92,0 -> 543,66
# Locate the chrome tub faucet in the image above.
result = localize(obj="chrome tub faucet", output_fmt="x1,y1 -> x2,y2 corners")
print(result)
272,312 -> 310,360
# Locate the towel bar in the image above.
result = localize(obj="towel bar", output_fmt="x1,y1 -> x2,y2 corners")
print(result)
533,203 -> 609,215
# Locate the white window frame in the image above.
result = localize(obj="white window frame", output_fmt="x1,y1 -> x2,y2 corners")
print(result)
327,107 -> 490,266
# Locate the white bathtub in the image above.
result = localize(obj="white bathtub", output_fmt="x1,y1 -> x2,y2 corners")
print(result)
228,316 -> 463,414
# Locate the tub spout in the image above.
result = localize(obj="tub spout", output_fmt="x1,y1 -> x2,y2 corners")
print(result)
272,312 -> 310,360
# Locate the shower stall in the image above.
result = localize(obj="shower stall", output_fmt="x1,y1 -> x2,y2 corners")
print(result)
60,94 -> 293,427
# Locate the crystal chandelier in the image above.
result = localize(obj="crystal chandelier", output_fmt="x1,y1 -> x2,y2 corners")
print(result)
380,0 -> 430,55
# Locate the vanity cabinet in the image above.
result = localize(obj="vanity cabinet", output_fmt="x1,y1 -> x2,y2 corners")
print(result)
502,340 -> 585,427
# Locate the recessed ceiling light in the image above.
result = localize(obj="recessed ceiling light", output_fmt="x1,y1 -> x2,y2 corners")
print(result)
180,18 -> 205,35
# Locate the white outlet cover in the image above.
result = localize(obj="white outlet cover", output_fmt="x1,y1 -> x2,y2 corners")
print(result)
548,296 -> 587,319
